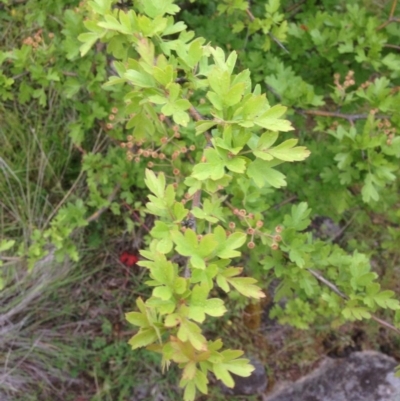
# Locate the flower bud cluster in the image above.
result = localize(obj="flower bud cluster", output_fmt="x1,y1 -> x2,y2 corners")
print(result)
359,81 -> 371,90
105,106 -> 119,130
377,119 -> 396,145
121,110 -> 199,172
233,208 -> 250,218
271,225 -> 283,250
23,29 -> 44,49
333,70 -> 355,91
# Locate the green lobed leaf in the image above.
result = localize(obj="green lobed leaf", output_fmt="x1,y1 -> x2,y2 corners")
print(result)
78,32 -> 100,56
213,364 -> 234,387
224,83 -> 245,106
128,328 -> 159,349
247,159 -> 287,188
183,381 -> 196,401
153,286 -> 173,300
145,169 -> 166,198
177,320 -> 208,351
227,277 -> 266,299
258,131 -> 279,149
165,313 -> 181,327
188,284 -> 227,322
195,121 -> 218,136
124,69 -> 155,88
182,361 -> 197,380
194,369 -> 208,394
374,290 -> 400,310
284,202 -> 311,231
267,139 -> 311,162
191,148 -> 225,180
140,0 -> 180,18
125,312 -> 148,327
216,231 -> 246,259
0,239 -> 15,253
254,115 -> 293,131
98,14 -> 131,33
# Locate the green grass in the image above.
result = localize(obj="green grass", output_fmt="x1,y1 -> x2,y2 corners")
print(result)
0,7 -> 172,398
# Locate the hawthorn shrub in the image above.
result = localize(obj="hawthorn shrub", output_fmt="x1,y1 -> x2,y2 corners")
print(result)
1,0 -> 400,400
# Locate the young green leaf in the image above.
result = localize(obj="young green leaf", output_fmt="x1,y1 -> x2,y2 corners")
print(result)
267,139 -> 311,162
188,284 -> 227,322
128,328 -> 159,349
145,169 -> 166,198
227,277 -> 266,299
215,228 -> 246,259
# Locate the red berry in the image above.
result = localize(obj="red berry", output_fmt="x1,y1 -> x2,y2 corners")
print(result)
119,251 -> 139,267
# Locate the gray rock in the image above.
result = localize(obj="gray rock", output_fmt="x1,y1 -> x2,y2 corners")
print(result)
264,351 -> 400,401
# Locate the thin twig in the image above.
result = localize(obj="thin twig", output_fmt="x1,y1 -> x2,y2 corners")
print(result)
245,7 -> 255,21
307,268 -> 400,335
11,71 -> 30,80
189,106 -> 203,121
307,268 -> 347,298
274,195 -> 298,210
183,190 -> 202,279
0,256 -> 21,262
384,43 -> 400,51
62,71 -> 78,77
12,70 -> 79,80
246,7 -> 289,53
189,106 -> 213,144
86,184 -> 120,223
328,215 -> 354,243
43,170 -> 85,229
270,33 -> 290,54
389,0 -> 398,18
295,108 -> 389,122
265,83 -> 283,102
122,201 -> 150,232
370,315 -> 400,334
377,0 -> 398,30
286,0 -> 307,18
185,107 -> 210,278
